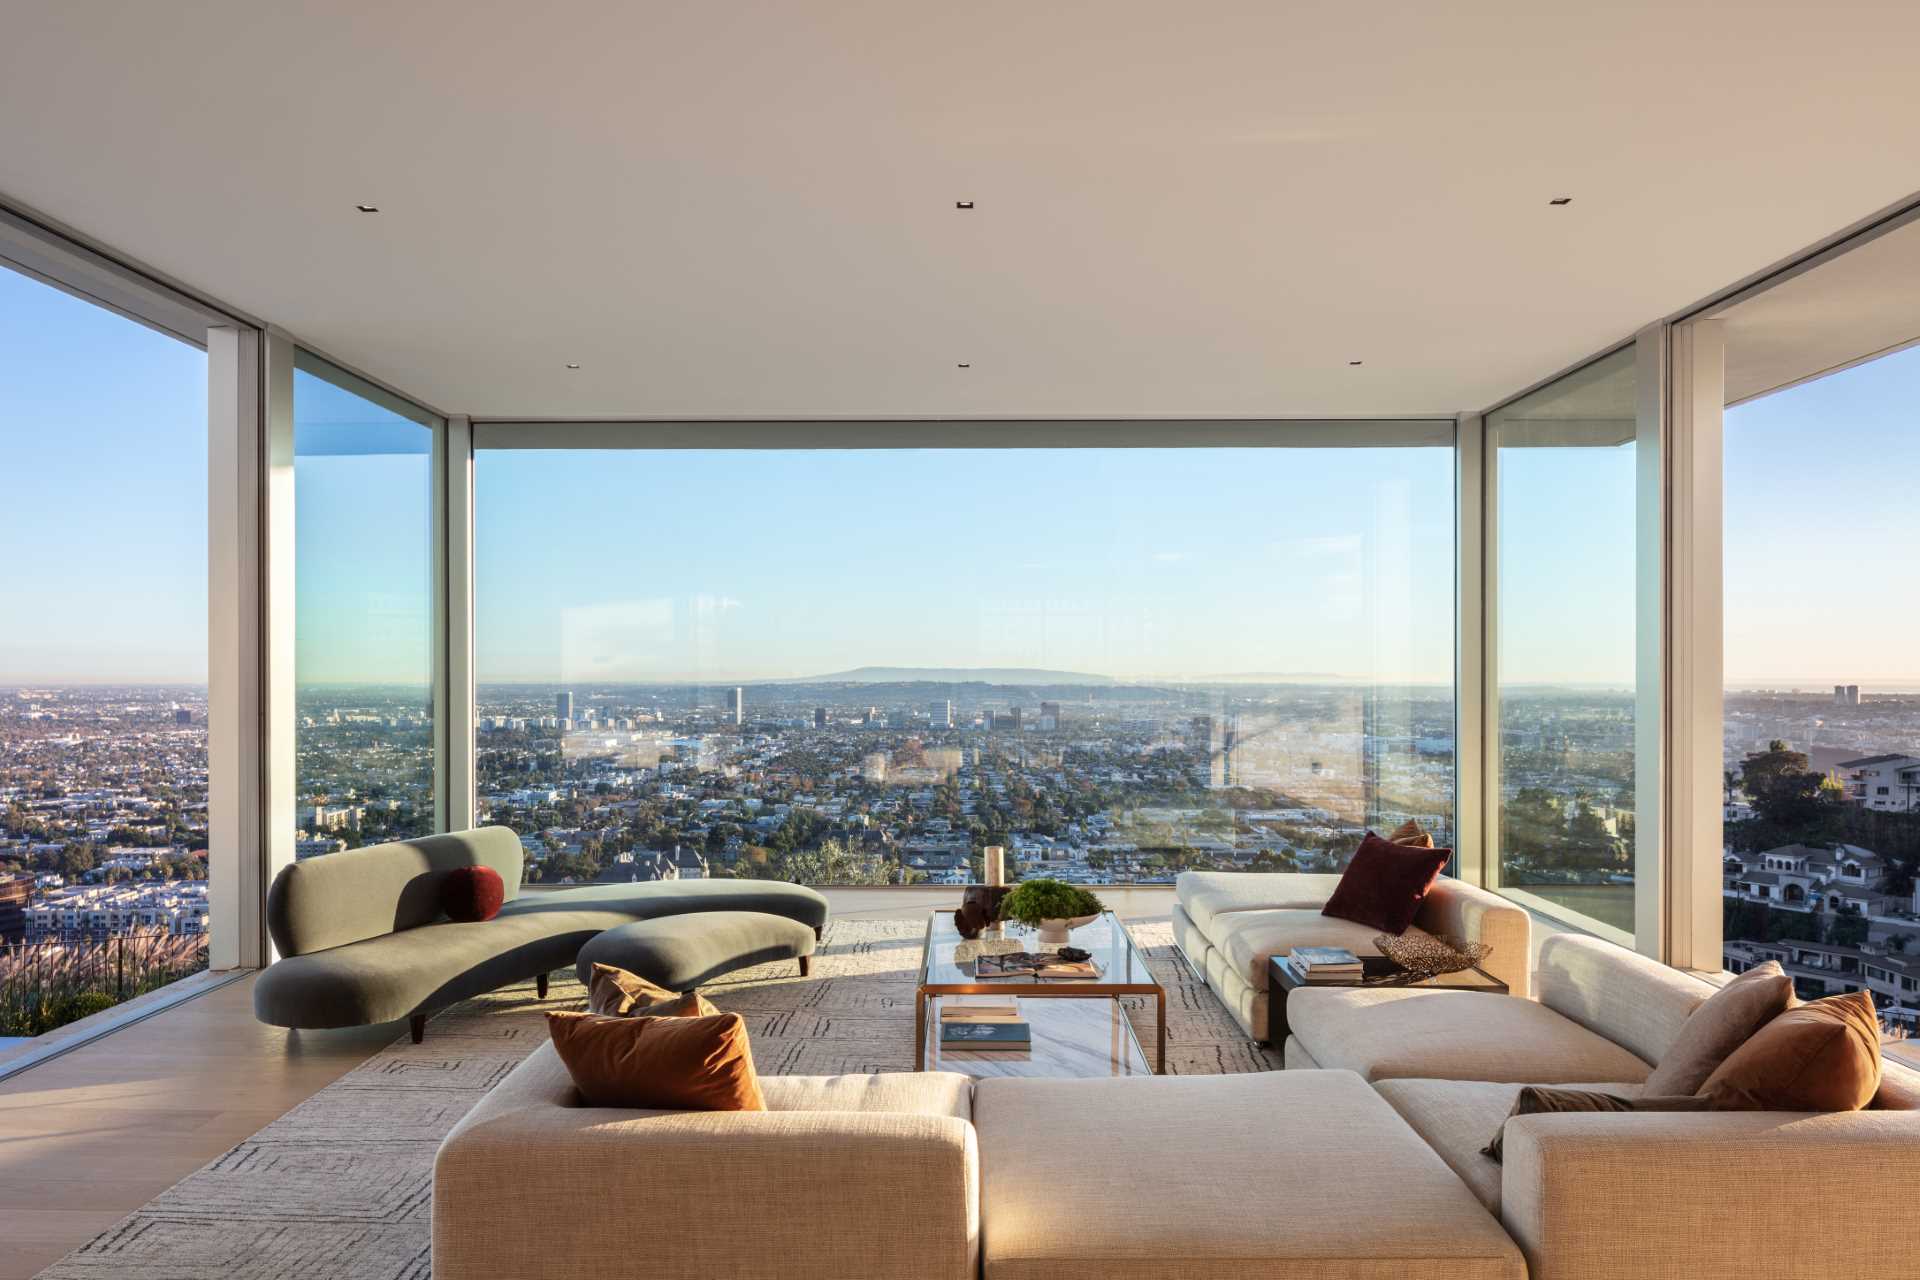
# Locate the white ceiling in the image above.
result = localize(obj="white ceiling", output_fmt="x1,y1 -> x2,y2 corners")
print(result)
2,1 -> 1918,421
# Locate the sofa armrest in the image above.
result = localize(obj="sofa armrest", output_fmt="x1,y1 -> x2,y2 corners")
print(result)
1502,1109 -> 1920,1279
432,1048 -> 979,1280
1415,877 -> 1532,997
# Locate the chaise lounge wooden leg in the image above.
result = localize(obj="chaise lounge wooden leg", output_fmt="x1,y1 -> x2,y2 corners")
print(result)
813,924 -> 823,941
536,973 -> 549,999
409,1013 -> 426,1044
798,956 -> 812,977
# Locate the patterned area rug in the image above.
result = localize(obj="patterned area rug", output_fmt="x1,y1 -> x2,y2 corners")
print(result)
35,917 -> 1273,1279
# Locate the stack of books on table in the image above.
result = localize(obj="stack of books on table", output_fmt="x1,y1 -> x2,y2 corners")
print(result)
938,997 -> 1031,1051
1286,947 -> 1364,984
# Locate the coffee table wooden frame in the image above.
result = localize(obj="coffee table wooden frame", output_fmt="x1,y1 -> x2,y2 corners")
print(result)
914,909 -> 1166,1074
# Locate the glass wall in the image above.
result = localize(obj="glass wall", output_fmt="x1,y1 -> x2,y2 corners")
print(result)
1489,348 -> 1644,942
292,357 -> 438,854
0,263 -> 211,1034
473,439 -> 1455,886
1721,341 -> 1920,1034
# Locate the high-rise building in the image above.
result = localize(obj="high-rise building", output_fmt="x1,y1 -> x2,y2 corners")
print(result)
731,687 -> 744,725
557,691 -> 574,721
929,699 -> 952,728
1834,684 -> 1862,707
174,707 -> 193,726
1040,700 -> 1061,730
814,707 -> 828,729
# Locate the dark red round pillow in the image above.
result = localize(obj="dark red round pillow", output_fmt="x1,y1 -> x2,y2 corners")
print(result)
441,865 -> 505,923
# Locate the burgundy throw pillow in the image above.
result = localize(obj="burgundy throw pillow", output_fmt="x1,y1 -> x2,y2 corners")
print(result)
441,865 -> 505,923
1322,831 -> 1451,935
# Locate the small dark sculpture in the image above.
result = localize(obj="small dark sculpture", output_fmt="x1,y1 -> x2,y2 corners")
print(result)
1057,946 -> 1092,963
954,885 -> 1012,939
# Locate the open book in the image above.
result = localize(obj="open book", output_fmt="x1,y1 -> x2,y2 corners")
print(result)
973,951 -> 1103,980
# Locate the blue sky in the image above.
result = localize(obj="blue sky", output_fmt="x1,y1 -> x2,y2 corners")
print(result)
0,268 -> 207,682
4,260 -> 1915,688
474,446 -> 1455,684
1724,343 -> 1920,689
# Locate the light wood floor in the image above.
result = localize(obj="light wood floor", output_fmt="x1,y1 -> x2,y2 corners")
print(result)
0,887 -> 1176,1278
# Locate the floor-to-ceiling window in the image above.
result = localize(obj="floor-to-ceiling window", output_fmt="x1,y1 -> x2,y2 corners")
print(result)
292,357 -> 438,853
471,431 -> 1455,886
1488,348 -> 1646,943
0,264 -> 211,1036
1715,236 -> 1920,1041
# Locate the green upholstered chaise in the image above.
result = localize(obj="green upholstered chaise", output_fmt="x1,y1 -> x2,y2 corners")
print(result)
252,826 -> 828,1042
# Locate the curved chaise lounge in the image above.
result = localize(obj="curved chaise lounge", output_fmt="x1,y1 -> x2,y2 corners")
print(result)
253,826 -> 828,1042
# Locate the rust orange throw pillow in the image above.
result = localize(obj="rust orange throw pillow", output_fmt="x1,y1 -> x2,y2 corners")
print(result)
1322,831 -> 1452,935
546,1010 -> 766,1111
1699,989 -> 1882,1112
585,963 -> 717,1019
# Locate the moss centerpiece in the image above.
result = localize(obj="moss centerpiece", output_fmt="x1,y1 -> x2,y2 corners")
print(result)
998,879 -> 1105,944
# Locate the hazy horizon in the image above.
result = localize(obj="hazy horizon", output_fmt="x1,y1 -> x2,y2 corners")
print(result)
8,260 -> 1920,691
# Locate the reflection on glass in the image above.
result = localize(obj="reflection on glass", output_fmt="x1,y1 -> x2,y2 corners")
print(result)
293,361 -> 435,853
1491,347 -> 1640,940
474,445 -> 1455,885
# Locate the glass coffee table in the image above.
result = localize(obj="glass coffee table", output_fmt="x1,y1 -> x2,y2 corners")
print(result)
915,909 -> 1165,1077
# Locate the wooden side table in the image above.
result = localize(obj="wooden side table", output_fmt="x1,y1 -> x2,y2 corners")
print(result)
1267,954 -> 1509,1045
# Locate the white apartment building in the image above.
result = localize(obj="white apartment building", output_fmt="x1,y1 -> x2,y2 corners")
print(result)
1838,754 -> 1920,812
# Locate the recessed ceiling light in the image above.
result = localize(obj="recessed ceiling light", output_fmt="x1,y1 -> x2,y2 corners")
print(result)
957,362 -> 971,368
354,204 -> 380,213
565,363 -> 581,370
1549,196 -> 1572,206
1348,360 -> 1364,366
955,201 -> 975,210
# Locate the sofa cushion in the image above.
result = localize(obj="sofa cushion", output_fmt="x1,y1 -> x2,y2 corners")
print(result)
974,1071 -> 1526,1280
1875,1057 -> 1920,1110
1287,986 -> 1656,1084
574,911 -> 817,990
1321,831 -> 1451,934
1701,989 -> 1883,1112
1376,1078 -> 1648,1211
1214,908 -> 1437,989
1176,871 -> 1346,934
434,1044 -> 979,1280
503,877 -> 829,929
1535,933 -> 1712,1067
1642,960 -> 1794,1095
759,1070 -> 974,1120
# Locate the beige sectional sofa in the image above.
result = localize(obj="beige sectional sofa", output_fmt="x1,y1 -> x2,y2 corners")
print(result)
1291,932 -> 1920,1280
433,873 -> 1920,1279
436,1051 -> 1527,1280
1173,869 -> 1533,1039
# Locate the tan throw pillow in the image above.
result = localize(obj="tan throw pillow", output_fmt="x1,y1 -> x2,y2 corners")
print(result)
1699,989 -> 1882,1112
1388,819 -> 1434,849
1642,961 -> 1794,1095
546,1010 -> 766,1111
1482,1087 -> 1710,1163
585,962 -> 717,1018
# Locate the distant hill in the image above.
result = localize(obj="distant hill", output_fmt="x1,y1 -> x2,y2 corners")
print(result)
777,666 -> 1118,687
